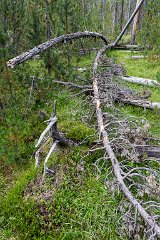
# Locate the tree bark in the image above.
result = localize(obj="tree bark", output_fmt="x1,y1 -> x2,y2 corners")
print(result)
121,76 -> 160,87
7,31 -> 108,68
135,145 -> 160,158
130,0 -> 142,44
119,0 -> 125,31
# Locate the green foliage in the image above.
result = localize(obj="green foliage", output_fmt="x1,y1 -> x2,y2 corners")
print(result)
53,176 -> 121,239
0,167 -> 40,240
0,0 -> 160,237
138,0 -> 160,48
109,50 -> 160,137
0,149 -> 121,240
109,50 -> 160,80
27,2 -> 45,47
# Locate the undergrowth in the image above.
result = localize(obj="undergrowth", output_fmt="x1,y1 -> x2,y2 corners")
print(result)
0,48 -> 160,239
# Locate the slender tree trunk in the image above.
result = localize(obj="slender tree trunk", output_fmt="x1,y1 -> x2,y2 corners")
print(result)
45,0 -> 52,40
130,0 -> 142,44
45,0 -> 52,75
128,0 -> 132,20
119,0 -> 125,31
82,0 -> 87,16
112,0 -> 118,34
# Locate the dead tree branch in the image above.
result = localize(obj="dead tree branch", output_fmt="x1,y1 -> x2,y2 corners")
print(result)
91,11 -> 160,235
35,116 -> 57,148
53,79 -> 160,110
121,76 -> 160,87
7,32 -> 108,68
42,140 -> 59,181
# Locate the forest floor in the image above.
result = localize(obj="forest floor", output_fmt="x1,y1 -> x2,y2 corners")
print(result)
0,49 -> 160,240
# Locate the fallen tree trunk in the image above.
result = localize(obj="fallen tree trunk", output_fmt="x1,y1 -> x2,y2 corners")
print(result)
91,0 -> 160,235
114,44 -> 143,51
120,98 -> 160,110
7,32 -> 108,68
121,76 -> 160,87
92,50 -> 160,239
135,145 -> 160,158
53,80 -> 160,110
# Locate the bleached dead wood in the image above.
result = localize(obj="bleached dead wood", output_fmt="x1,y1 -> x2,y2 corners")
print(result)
53,80 -> 160,110
53,80 -> 91,90
91,0 -> 160,234
112,0 -> 146,47
92,48 -> 160,238
121,98 -> 160,110
121,76 -> 160,87
28,76 -> 36,106
131,55 -> 144,59
7,32 -> 108,68
35,116 -> 57,148
35,138 -> 51,167
42,140 -> 59,181
35,100 -> 72,174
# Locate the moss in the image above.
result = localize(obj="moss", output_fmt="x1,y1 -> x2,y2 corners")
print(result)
62,121 -> 96,142
1,49 -> 159,240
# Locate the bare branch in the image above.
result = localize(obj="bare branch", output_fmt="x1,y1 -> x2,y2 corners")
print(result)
42,140 -> 59,181
121,76 -> 160,87
35,116 -> 57,148
7,31 -> 108,68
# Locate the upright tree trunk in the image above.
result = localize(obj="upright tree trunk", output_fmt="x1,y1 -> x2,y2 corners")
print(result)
81,0 -> 87,16
45,0 -> 52,40
128,0 -> 132,20
45,0 -> 52,74
112,0 -> 118,34
130,0 -> 142,44
119,0 -> 125,31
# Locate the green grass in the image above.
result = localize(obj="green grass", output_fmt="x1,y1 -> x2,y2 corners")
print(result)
0,148 -> 121,240
109,50 -> 160,80
109,50 -> 160,138
1,49 -> 160,239
0,57 -> 121,239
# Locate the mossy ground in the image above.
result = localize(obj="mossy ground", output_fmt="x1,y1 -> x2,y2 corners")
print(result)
0,48 -> 159,239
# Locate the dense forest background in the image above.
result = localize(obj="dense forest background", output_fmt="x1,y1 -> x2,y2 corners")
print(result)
0,0 -> 160,60
0,0 -> 160,239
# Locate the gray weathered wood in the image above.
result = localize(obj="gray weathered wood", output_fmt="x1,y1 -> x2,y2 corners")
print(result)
7,32 -> 108,68
121,76 -> 160,87
135,145 -> 160,158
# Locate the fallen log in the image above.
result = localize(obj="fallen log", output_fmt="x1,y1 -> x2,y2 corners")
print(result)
120,98 -> 160,110
93,52 -> 160,239
53,80 -> 160,110
121,76 -> 160,87
7,31 -> 108,68
131,55 -> 145,59
114,44 -> 143,51
135,145 -> 160,158
92,0 -> 160,236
